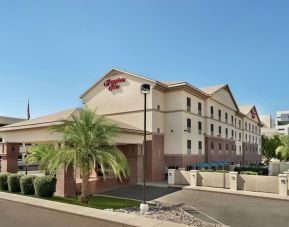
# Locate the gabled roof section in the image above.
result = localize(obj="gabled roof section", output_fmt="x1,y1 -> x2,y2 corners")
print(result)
80,68 -> 157,99
239,105 -> 261,124
200,84 -> 239,111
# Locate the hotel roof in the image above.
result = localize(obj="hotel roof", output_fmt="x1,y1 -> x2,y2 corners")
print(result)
0,108 -> 144,133
0,116 -> 25,125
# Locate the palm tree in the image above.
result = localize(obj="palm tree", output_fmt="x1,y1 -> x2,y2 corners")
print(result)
48,108 -> 129,203
25,144 -> 56,175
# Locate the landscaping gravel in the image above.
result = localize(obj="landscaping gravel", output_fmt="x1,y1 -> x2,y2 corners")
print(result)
106,204 -> 224,227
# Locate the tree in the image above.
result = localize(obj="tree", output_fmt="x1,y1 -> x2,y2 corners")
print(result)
276,135 -> 289,161
261,135 -> 281,164
26,144 -> 56,175
47,108 -> 129,203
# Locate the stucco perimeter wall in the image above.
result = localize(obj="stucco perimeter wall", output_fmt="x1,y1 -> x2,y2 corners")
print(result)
237,174 -> 279,194
197,172 -> 230,188
175,170 -> 191,185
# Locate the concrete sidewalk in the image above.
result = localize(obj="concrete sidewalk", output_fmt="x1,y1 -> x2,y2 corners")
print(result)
0,192 -> 188,227
183,185 -> 289,201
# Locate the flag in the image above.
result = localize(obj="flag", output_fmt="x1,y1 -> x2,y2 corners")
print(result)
27,100 -> 30,120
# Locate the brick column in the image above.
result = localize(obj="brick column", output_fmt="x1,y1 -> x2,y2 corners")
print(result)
55,165 -> 76,197
0,143 -> 19,173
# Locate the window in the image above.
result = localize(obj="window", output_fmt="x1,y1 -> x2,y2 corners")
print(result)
249,123 -> 251,132
249,135 -> 251,143
231,130 -> 234,139
198,102 -> 202,115
225,113 -> 228,123
211,142 -> 214,150
218,109 -> 221,121
218,126 -> 221,136
157,105 -> 160,110
198,141 -> 202,154
245,122 -> 247,130
219,143 -> 222,151
225,128 -> 228,138
245,134 -> 247,142
239,133 -> 241,141
187,118 -> 191,132
210,106 -> 214,118
187,140 -> 191,154
210,124 -> 214,136
187,97 -> 191,111
231,115 -> 234,125
239,120 -> 241,128
239,146 -> 242,152
157,128 -> 160,133
235,118 -> 236,126
198,121 -> 202,135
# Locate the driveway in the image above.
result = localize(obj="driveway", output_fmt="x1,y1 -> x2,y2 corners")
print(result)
99,185 -> 289,227
0,199 -> 101,227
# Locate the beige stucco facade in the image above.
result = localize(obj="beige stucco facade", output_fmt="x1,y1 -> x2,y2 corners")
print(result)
0,68 -> 262,182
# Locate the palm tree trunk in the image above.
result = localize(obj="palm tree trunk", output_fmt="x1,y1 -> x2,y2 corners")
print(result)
80,171 -> 90,203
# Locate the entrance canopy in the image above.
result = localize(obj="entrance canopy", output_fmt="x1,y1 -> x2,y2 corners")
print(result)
0,108 -> 145,144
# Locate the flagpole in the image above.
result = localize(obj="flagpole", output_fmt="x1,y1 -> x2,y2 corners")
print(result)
25,100 -> 30,176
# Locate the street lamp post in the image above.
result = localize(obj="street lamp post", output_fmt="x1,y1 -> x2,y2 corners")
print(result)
140,84 -> 150,213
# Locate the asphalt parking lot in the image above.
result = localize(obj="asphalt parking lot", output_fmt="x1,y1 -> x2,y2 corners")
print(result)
100,185 -> 289,227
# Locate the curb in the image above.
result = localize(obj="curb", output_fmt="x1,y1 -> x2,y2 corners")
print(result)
0,192 -> 188,227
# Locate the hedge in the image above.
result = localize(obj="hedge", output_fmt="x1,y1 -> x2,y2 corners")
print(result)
0,173 -> 10,191
7,174 -> 23,192
20,175 -> 36,195
240,171 -> 258,175
234,166 -> 268,175
34,176 -> 57,197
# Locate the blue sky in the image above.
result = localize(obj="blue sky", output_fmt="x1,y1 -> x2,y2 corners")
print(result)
0,0 -> 288,119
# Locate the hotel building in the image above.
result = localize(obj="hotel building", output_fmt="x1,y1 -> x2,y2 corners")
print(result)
0,68 -> 262,194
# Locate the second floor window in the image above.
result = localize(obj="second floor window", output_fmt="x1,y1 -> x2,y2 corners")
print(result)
187,118 -> 191,132
225,128 -> 228,138
211,124 -> 214,136
218,126 -> 221,136
218,109 -> 221,121
231,115 -> 234,125
198,141 -> 202,153
187,140 -> 191,154
225,113 -> 228,123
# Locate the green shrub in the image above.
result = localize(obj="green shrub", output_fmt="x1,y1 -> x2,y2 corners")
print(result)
7,174 -> 23,192
215,169 -> 229,173
199,169 -> 214,172
34,176 -> 57,197
240,171 -> 258,175
20,175 -> 36,195
0,173 -> 10,191
234,166 -> 268,175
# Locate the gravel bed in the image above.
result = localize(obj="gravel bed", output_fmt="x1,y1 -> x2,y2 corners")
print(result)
106,204 -> 224,227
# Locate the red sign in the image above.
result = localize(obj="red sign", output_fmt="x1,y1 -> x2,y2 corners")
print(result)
251,108 -> 257,119
103,78 -> 126,91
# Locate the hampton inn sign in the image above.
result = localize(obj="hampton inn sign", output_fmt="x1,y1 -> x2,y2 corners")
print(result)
103,77 -> 126,91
